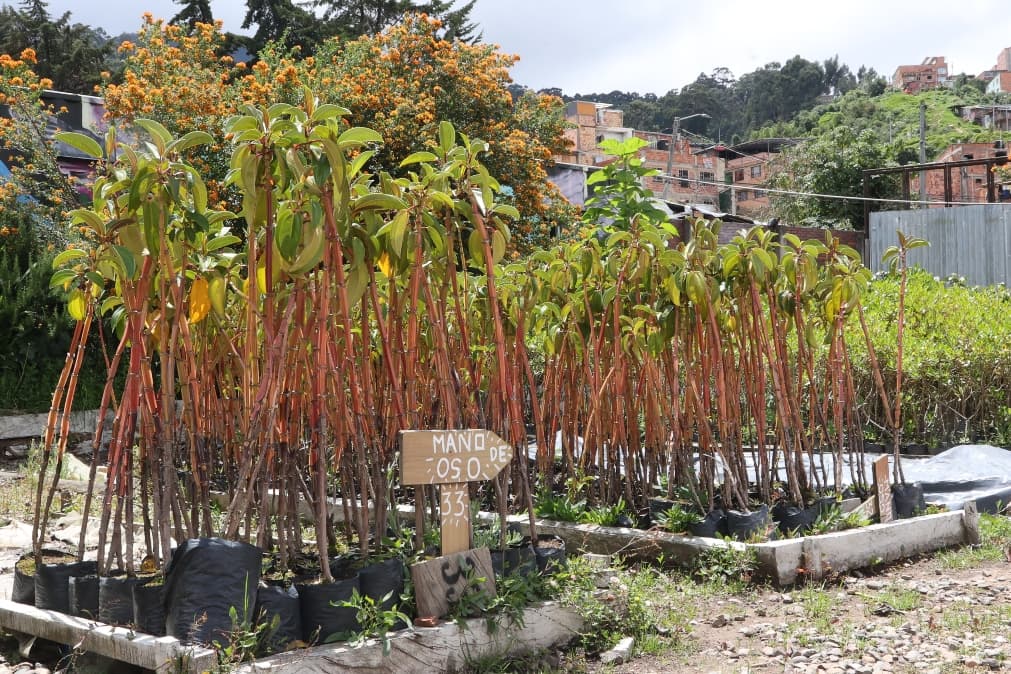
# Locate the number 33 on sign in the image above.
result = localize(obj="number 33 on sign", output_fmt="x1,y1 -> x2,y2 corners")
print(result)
400,429 -> 513,555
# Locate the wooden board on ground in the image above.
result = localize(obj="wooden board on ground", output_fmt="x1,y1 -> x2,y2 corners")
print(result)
411,547 -> 495,620
873,455 -> 894,523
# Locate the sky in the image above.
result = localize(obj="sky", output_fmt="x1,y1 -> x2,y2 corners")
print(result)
33,0 -> 1011,96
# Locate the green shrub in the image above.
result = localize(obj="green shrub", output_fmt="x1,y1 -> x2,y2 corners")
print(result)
847,269 -> 1011,447
0,209 -> 106,412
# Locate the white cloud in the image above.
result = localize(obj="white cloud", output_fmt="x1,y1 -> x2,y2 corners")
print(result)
32,0 -> 1011,94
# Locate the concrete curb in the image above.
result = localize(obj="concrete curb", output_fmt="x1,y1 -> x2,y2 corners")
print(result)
211,492 -> 980,585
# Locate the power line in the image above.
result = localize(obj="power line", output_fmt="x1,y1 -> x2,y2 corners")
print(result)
655,171 -> 996,207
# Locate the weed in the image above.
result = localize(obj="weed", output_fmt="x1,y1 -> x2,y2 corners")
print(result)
653,505 -> 702,534
334,589 -> 412,655
690,546 -> 757,586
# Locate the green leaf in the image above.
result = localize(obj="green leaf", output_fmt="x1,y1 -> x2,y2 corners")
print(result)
337,126 -> 383,147
353,193 -> 408,213
112,245 -> 137,279
55,132 -> 102,159
491,230 -> 506,264
310,103 -> 352,123
490,203 -> 520,220
468,229 -> 484,264
49,269 -> 77,289
439,121 -> 456,153
135,119 -> 173,153
206,234 -> 242,252
52,248 -> 88,268
168,131 -> 214,155
400,151 -> 438,167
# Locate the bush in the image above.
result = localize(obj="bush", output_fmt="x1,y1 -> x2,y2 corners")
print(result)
847,269 -> 1011,448
0,210 -> 106,412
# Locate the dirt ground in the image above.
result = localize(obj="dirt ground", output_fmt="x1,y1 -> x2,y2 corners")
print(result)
582,551 -> 1011,674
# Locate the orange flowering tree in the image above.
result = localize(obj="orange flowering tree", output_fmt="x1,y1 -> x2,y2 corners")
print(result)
0,47 -> 82,221
101,13 -> 575,252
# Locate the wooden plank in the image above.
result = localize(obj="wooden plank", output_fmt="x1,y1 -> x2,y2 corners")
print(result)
238,600 -> 588,674
873,456 -> 894,523
400,430 -> 512,485
0,600 -> 215,673
411,548 -> 495,620
439,483 -> 471,555
853,494 -> 879,521
962,500 -> 980,545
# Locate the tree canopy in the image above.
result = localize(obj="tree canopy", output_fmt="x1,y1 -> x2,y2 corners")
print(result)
99,14 -> 572,251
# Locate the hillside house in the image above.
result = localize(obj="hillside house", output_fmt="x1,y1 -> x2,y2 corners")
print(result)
892,56 -> 949,93
713,138 -> 800,218
924,142 -> 1010,203
557,101 -> 724,207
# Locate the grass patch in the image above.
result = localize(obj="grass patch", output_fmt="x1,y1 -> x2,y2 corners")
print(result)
936,513 -> 1011,570
796,584 -> 840,631
870,585 -> 923,613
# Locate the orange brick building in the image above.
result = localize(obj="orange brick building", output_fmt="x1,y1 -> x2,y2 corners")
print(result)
892,56 -> 949,93
924,142 -> 1008,204
558,101 -> 724,207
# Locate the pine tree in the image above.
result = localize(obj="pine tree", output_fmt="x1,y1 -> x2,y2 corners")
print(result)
171,0 -> 214,28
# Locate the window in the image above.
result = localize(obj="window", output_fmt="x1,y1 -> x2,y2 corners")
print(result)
734,169 -> 744,181
738,190 -> 749,201
700,171 -> 715,183
750,165 -> 762,178
678,169 -> 689,187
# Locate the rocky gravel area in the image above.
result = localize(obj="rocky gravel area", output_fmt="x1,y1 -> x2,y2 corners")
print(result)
610,554 -> 1011,674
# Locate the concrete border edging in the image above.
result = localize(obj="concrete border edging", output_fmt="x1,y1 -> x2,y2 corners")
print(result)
212,492 -> 980,586
752,509 -> 974,584
0,600 -> 216,673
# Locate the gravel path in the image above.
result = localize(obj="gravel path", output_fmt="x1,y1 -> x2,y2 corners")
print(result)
599,552 -> 1011,674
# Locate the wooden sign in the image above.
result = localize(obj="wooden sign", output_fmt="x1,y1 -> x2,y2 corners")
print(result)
400,429 -> 513,554
873,455 -> 894,523
411,547 -> 496,620
400,430 -> 513,485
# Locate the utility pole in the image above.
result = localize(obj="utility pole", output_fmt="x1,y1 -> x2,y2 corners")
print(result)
919,102 -> 927,207
663,113 -> 710,201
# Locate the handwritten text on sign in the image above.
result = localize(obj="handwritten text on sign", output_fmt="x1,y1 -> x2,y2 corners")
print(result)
400,430 -> 513,485
400,429 -> 513,555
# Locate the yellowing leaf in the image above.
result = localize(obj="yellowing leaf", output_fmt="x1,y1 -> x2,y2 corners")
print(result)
377,252 -> 392,277
189,277 -> 211,324
208,274 -> 227,318
67,289 -> 87,321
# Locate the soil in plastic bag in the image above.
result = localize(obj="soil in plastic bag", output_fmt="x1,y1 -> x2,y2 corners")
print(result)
68,575 -> 99,619
359,557 -> 408,630
688,509 -> 727,538
164,538 -> 263,645
726,504 -> 771,541
892,482 -> 926,519
132,579 -> 166,636
35,558 -> 98,614
490,543 -> 536,578
255,583 -> 302,655
12,552 -> 41,606
532,535 -> 566,573
772,502 -> 818,535
99,575 -> 143,625
358,557 -> 404,609
296,575 -> 360,644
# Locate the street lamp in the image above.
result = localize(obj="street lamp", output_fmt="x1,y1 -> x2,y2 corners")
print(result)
664,113 -> 711,193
